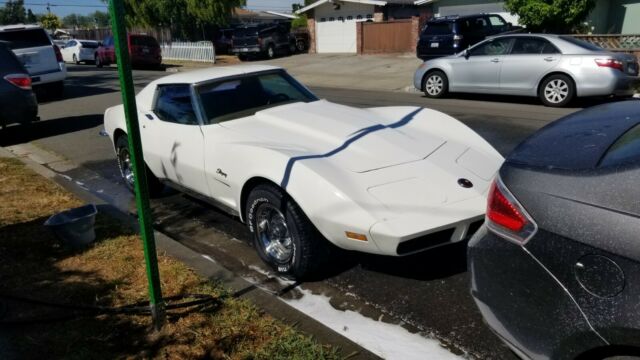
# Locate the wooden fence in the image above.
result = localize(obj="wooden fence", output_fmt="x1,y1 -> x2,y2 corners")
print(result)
358,20 -> 414,54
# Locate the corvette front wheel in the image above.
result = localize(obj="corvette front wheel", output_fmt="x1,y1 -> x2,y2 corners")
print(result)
246,184 -> 327,279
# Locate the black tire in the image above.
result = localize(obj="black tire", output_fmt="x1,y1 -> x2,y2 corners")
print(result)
245,184 -> 328,279
115,135 -> 163,197
422,70 -> 448,98
95,55 -> 103,68
266,44 -> 275,59
296,40 -> 306,52
238,54 -> 249,61
539,74 -> 575,107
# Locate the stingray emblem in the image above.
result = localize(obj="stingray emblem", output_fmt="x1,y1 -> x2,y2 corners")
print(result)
216,168 -> 228,178
458,178 -> 473,188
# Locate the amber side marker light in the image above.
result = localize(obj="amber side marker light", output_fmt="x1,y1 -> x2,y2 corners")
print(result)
345,231 -> 368,241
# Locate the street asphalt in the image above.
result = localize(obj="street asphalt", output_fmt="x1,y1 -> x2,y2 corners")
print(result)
1,62 -> 611,359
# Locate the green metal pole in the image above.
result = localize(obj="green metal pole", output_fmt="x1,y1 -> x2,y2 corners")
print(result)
108,0 -> 165,330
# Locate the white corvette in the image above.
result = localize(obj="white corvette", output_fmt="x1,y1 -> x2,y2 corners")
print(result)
104,65 -> 503,278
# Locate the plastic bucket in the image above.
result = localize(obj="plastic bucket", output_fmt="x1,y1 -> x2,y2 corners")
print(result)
44,204 -> 98,249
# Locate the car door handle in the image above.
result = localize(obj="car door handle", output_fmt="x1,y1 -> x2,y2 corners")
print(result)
491,58 -> 500,63
544,57 -> 556,62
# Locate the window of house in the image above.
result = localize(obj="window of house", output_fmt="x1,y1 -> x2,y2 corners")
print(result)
347,16 -> 353,20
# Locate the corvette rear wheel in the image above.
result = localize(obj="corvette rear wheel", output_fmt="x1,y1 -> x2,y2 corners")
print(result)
115,136 -> 163,197
246,184 -> 327,279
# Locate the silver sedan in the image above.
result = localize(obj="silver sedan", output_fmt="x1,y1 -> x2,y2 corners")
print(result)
413,34 -> 640,107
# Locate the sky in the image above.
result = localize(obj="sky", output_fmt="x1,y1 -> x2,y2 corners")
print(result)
17,0 -> 300,17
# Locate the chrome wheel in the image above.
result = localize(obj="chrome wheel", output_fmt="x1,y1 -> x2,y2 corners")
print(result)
425,74 -> 444,96
256,204 -> 293,263
544,79 -> 569,104
118,146 -> 134,189
267,46 -> 275,59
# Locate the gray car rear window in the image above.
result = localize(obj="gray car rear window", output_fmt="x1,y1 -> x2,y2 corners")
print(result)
599,124 -> 640,167
0,28 -> 50,49
559,36 -> 604,51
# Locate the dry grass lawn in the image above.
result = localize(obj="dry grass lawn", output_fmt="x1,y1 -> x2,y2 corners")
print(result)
0,158 -> 338,359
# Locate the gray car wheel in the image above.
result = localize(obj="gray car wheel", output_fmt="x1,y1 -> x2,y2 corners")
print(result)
539,74 -> 575,107
423,70 -> 448,98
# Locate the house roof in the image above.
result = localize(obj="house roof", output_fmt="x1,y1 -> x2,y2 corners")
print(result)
414,0 -> 438,5
296,0 -> 388,15
263,11 -> 298,19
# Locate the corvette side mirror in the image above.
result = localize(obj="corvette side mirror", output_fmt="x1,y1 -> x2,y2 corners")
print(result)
463,49 -> 470,59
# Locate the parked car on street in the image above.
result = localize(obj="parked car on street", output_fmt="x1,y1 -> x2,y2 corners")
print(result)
0,24 -> 66,93
469,100 -> 640,359
96,34 -> 162,68
414,34 -> 640,107
0,41 -> 38,128
416,14 -> 518,61
61,39 -> 99,65
103,65 -> 503,279
232,23 -> 295,61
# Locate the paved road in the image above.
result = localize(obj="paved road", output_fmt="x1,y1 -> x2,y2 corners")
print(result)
1,65 -> 585,358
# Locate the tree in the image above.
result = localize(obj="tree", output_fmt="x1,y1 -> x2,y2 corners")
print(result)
0,0 -> 26,25
91,10 -> 110,27
101,0 -> 245,39
26,9 -> 37,23
505,0 -> 596,33
40,13 -> 62,31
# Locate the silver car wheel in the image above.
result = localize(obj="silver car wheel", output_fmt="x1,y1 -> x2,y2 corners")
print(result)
425,74 -> 444,96
118,147 -> 135,189
256,204 -> 293,263
544,79 -> 569,104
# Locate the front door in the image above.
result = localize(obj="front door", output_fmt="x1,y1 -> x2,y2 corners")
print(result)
450,37 -> 514,92
141,84 -> 210,196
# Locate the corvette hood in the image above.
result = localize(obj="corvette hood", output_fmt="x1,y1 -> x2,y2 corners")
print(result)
221,100 -> 446,173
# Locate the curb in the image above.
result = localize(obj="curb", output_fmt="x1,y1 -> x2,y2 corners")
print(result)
0,146 -> 379,360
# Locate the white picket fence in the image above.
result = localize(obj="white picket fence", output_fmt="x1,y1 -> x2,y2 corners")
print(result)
160,41 -> 216,63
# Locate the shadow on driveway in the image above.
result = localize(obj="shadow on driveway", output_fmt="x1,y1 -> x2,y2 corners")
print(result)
0,114 -> 103,147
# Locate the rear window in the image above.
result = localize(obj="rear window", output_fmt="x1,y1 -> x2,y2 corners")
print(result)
80,41 -> 99,48
234,27 -> 260,37
559,36 -> 604,51
422,22 -> 453,35
0,28 -> 51,49
130,36 -> 158,47
599,124 -> 640,167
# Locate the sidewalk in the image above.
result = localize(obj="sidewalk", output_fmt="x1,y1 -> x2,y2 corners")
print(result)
169,53 -> 423,93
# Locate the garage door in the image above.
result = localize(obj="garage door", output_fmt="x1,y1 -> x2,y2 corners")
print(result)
316,19 -> 357,53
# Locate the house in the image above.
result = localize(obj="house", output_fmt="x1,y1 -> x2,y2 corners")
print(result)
297,0 -> 433,53
413,0 -> 519,25
231,8 -> 293,24
586,0 -> 640,34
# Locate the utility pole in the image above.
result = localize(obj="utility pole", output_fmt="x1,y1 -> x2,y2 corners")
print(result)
46,2 -> 50,14
108,0 -> 165,331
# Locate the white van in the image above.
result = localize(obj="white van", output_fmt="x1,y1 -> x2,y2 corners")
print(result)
0,25 -> 66,92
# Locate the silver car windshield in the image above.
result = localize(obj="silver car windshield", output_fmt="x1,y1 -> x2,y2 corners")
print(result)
197,71 -> 318,124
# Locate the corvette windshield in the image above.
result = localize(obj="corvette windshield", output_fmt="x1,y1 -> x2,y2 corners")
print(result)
197,71 -> 318,124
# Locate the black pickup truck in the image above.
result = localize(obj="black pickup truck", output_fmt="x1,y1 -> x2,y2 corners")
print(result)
232,23 -> 296,61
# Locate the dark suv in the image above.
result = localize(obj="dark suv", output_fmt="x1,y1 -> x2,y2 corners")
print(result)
417,14 -> 518,60
232,23 -> 295,61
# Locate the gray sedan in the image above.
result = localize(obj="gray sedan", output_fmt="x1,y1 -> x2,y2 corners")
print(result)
413,34 -> 640,107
